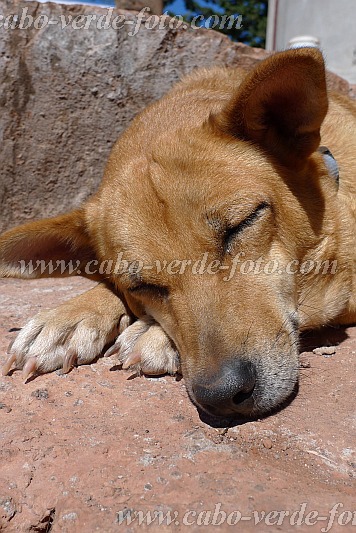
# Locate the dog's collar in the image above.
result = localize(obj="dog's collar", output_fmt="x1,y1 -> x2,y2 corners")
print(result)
318,146 -> 339,186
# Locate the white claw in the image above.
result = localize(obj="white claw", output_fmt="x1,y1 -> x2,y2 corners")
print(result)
62,351 -> 78,374
122,352 -> 141,370
103,340 -> 120,358
2,353 -> 17,376
6,339 -> 15,354
119,315 -> 131,334
22,357 -> 38,382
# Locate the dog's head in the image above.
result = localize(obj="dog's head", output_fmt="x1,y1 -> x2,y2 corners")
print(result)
0,49 -> 347,418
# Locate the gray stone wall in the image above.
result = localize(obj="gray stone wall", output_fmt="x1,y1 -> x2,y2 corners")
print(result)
0,1 -> 351,232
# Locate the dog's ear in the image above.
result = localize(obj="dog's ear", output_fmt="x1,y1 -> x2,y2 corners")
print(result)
0,209 -> 98,279
213,48 -> 328,169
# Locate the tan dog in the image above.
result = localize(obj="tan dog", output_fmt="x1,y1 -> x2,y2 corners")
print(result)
1,48 -> 355,418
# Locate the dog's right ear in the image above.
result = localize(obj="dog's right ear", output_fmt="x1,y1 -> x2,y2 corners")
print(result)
212,48 -> 328,169
0,209 -> 98,279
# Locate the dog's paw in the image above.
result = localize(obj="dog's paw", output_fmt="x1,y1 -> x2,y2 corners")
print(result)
105,317 -> 181,376
2,305 -> 130,380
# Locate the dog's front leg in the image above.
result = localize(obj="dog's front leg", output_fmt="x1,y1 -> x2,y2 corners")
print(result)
105,318 -> 181,377
2,283 -> 130,379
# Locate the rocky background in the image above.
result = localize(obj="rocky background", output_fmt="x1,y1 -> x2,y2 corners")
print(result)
0,2 -> 355,531
0,0 -> 353,233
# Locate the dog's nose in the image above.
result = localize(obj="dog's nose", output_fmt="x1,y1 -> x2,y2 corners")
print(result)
192,359 -> 256,417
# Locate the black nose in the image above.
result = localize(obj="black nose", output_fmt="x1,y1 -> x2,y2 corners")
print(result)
191,359 -> 256,417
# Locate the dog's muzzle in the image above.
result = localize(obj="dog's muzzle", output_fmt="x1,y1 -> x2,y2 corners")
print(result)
191,359 -> 257,418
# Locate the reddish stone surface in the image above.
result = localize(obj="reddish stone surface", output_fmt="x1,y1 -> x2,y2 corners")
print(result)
0,277 -> 355,532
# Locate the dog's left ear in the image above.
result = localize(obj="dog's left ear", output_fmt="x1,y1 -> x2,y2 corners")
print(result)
213,48 -> 328,169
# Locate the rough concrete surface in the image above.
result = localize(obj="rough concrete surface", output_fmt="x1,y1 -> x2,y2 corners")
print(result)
0,278 -> 355,532
0,0 -> 353,233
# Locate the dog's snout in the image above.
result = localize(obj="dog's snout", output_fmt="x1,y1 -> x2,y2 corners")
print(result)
191,359 -> 256,417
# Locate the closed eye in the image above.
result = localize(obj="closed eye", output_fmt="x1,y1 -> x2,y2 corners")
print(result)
128,283 -> 169,299
224,201 -> 270,254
